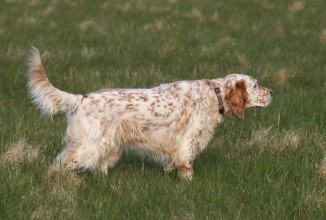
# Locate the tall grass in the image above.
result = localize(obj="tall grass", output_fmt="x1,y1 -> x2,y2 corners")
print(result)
1,0 -> 326,219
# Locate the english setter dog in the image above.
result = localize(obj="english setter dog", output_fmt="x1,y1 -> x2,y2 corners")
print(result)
27,47 -> 272,180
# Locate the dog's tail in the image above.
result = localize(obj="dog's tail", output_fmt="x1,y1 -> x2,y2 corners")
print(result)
27,47 -> 81,115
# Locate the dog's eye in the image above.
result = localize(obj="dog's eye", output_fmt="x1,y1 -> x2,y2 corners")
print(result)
254,85 -> 258,89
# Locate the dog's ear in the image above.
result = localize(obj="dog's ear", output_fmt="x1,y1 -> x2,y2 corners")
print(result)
224,80 -> 248,118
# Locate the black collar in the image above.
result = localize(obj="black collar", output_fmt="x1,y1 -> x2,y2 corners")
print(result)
214,87 -> 225,114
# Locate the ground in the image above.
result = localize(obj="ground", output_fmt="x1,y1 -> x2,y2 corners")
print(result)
0,0 -> 326,219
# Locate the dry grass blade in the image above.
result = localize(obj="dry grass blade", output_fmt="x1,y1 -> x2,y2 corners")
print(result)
319,29 -> 326,45
318,156 -> 326,181
288,1 -> 305,13
272,68 -> 291,86
0,139 -> 42,167
250,128 -> 301,154
45,165 -> 84,189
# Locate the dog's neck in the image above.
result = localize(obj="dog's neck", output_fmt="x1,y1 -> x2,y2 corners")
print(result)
210,79 -> 225,114
214,87 -> 224,114
210,78 -> 231,116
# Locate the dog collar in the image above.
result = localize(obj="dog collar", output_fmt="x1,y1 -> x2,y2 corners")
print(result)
214,87 -> 225,114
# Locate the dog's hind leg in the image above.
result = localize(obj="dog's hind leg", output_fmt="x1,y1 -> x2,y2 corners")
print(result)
54,118 -> 105,172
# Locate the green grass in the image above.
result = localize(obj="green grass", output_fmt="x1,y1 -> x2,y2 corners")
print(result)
1,0 -> 326,219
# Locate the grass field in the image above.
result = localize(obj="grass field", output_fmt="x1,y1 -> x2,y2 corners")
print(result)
1,0 -> 326,219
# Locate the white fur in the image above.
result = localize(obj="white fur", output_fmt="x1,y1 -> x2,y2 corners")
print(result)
27,47 -> 272,180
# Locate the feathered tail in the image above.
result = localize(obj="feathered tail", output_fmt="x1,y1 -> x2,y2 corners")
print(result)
27,47 -> 80,115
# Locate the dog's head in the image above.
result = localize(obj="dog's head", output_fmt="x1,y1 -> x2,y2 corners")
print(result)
222,74 -> 272,118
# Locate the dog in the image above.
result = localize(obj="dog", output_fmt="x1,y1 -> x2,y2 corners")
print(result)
27,47 -> 272,180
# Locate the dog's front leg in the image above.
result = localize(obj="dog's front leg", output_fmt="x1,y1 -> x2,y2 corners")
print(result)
177,160 -> 193,180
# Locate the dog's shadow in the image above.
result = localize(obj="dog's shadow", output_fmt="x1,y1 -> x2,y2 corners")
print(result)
77,149 -> 224,179
121,149 -> 223,178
